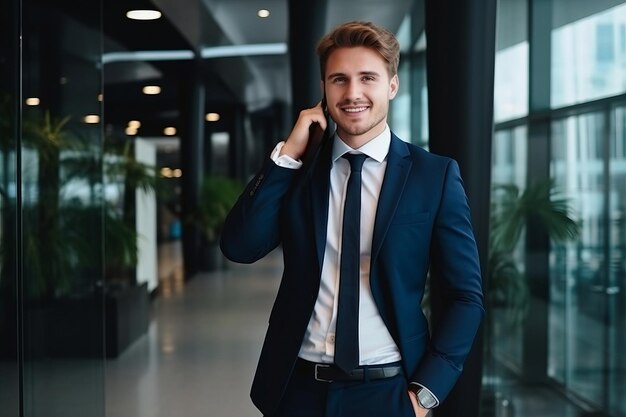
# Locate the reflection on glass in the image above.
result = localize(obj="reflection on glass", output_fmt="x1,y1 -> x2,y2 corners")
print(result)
552,3 -> 626,108
487,126 -> 527,384
609,105 -> 626,416
494,42 -> 529,122
392,56 -> 412,143
550,112 -> 605,408
0,0 -> 20,415
19,1 -> 105,417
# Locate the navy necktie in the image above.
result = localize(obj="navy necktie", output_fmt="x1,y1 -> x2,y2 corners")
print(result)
334,152 -> 368,373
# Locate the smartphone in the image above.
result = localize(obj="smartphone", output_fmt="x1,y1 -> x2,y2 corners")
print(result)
302,97 -> 329,169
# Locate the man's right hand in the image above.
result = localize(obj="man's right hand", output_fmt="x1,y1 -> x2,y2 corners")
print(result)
280,102 -> 328,160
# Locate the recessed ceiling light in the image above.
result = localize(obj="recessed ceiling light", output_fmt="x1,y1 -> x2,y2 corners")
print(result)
164,127 -> 176,136
25,97 -> 40,106
128,120 -> 141,129
173,169 -> 182,178
257,9 -> 270,18
84,115 -> 100,124
142,85 -> 161,95
160,167 -> 173,177
126,127 -> 138,136
205,112 -> 220,122
126,10 -> 162,20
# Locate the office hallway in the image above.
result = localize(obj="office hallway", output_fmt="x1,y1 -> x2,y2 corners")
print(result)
105,242 -> 281,417
104,242 -> 587,417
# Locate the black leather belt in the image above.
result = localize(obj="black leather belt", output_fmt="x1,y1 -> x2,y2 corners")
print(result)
296,359 -> 403,383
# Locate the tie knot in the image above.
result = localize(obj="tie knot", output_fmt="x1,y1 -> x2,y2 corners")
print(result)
342,153 -> 368,173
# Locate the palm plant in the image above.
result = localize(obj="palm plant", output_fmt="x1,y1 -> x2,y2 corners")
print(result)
488,178 -> 580,324
0,102 -> 158,299
193,175 -> 242,243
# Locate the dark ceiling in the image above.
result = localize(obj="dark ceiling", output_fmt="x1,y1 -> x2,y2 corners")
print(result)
97,0 -> 414,140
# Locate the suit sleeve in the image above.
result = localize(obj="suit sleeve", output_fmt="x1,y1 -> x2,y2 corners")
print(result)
411,159 -> 485,402
220,158 -> 297,264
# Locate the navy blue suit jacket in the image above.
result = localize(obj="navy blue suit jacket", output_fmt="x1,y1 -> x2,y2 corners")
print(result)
220,133 -> 484,416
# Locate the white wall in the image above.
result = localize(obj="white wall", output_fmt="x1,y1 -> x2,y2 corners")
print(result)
135,138 -> 158,292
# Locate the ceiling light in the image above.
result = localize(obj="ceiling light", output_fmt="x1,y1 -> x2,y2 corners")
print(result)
164,127 -> 176,136
128,120 -> 141,128
126,127 -> 138,136
257,9 -> 270,18
84,115 -> 100,124
205,112 -> 220,122
103,50 -> 195,64
201,43 -> 287,59
160,167 -> 172,178
173,169 -> 182,178
126,10 -> 162,20
25,97 -> 40,106
142,85 -> 161,95
97,93 -> 103,102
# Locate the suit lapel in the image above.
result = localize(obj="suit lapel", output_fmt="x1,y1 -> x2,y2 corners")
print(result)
371,134 -> 412,261
309,134 -> 411,271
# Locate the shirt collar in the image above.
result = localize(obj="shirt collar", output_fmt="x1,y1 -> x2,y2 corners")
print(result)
331,124 -> 391,164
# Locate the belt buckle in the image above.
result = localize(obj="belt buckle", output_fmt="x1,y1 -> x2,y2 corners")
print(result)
314,364 -> 333,382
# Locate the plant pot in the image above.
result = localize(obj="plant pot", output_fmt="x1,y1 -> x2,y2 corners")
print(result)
105,282 -> 150,358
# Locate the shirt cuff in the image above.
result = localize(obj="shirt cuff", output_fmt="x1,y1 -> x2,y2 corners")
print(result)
409,382 -> 440,408
270,141 -> 303,169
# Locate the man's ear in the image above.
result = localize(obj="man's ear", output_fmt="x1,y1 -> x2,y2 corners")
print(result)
388,74 -> 399,100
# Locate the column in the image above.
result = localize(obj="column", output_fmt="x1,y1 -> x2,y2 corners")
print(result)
425,0 -> 497,415
288,0 -> 328,120
179,58 -> 205,279
523,0 -> 552,383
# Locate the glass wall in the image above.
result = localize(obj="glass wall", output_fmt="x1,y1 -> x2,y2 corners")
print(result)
548,105 -> 626,417
0,0 -> 20,414
490,126 -> 528,373
609,104 -> 626,416
550,111 -> 606,407
487,0 -> 626,416
0,0 -> 106,416
494,0 -> 528,123
552,3 -> 626,108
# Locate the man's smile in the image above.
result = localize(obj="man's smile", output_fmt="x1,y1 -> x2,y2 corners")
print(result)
341,106 -> 369,115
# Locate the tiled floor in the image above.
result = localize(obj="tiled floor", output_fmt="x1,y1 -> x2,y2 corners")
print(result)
105,241 -> 281,417
104,241 -> 599,417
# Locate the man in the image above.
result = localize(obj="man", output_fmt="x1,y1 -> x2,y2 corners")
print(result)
221,21 -> 484,417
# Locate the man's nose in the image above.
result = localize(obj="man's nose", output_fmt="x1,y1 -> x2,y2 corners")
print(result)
345,80 -> 362,100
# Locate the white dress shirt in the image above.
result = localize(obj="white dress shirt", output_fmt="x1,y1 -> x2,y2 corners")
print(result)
271,125 -> 401,366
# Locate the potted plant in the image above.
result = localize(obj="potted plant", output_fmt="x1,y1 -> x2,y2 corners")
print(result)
192,175 -> 242,271
0,98 -> 158,357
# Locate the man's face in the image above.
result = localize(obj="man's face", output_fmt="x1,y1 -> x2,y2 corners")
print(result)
323,46 -> 399,147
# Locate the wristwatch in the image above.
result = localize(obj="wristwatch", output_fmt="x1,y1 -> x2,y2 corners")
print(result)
408,384 -> 438,409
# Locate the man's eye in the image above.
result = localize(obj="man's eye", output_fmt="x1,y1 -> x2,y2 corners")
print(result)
362,76 -> 375,82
